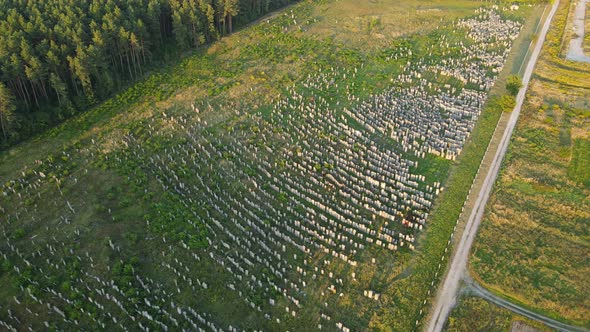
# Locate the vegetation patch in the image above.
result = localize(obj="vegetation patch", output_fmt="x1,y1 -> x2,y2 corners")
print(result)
568,139 -> 590,186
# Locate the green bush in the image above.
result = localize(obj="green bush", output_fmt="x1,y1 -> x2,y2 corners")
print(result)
506,74 -> 523,96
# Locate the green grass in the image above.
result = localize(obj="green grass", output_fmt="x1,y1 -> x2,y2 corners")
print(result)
568,139 -> 590,186
511,5 -> 547,76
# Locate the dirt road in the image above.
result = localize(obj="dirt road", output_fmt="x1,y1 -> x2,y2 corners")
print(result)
424,1 -> 561,331
566,0 -> 590,63
463,275 -> 590,332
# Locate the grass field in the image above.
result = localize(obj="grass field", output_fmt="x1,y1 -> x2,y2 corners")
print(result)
464,0 -> 590,328
446,297 -> 552,331
0,0 -> 544,330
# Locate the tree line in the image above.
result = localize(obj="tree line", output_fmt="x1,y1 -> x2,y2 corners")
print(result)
0,0 -> 292,148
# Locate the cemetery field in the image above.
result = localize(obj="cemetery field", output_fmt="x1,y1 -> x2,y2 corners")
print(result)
468,0 -> 590,327
0,0 -> 544,331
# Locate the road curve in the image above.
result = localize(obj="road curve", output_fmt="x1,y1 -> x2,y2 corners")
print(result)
463,276 -> 590,332
424,1 -> 561,331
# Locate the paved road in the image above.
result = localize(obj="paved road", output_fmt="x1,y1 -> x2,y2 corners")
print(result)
424,1 -> 561,331
566,0 -> 590,63
463,275 -> 590,332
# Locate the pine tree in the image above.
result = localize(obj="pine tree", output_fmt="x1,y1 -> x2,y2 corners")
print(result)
0,82 -> 16,143
224,0 -> 239,34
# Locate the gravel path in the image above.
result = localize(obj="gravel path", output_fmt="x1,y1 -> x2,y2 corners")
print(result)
566,0 -> 590,63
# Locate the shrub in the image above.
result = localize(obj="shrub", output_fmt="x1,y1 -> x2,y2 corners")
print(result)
506,74 -> 523,96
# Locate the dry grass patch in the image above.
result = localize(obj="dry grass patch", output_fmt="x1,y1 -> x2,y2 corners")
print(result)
306,0 -> 480,50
